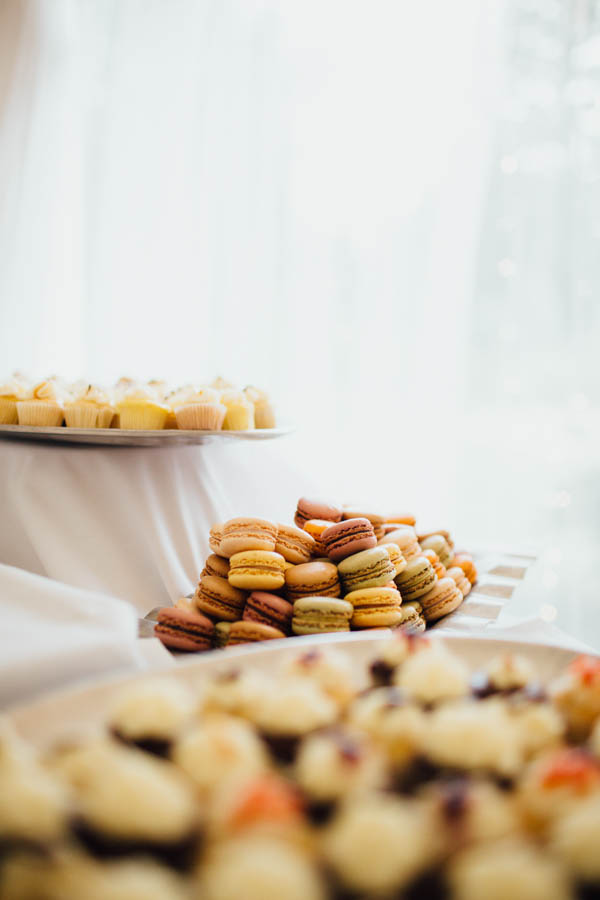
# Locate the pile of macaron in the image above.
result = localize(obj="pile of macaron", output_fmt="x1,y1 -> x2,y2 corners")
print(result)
155,498 -> 478,652
0,373 -> 275,430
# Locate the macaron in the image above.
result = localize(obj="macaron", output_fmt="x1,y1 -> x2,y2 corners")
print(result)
378,527 -> 422,562
228,550 -> 286,590
396,605 -> 427,633
342,508 -> 386,540
275,523 -> 315,564
292,597 -> 353,635
209,523 -> 226,557
345,586 -> 403,628
337,546 -> 395,593
419,576 -> 464,622
243,591 -> 293,633
420,534 -> 453,568
378,542 -> 407,577
422,548 -> 447,580
294,497 -> 343,529
154,607 -> 214,652
214,621 -> 232,648
446,566 -> 472,597
302,519 -> 332,557
285,561 -> 341,602
227,620 -> 286,645
321,518 -> 377,562
201,553 -> 230,579
385,514 -> 416,526
452,552 -> 478,585
195,573 -> 247,621
219,517 -> 278,557
395,556 -> 436,601
418,528 -> 454,550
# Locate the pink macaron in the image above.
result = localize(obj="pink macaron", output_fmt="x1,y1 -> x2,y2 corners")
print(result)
243,591 -> 293,634
154,607 -> 214,652
321,517 -> 377,562
294,497 -> 343,530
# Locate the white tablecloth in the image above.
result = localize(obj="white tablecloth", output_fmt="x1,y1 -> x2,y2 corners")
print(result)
0,437 -> 316,614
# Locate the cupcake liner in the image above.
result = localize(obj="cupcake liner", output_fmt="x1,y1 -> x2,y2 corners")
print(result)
16,400 -> 64,427
0,397 -> 18,424
117,403 -> 168,430
222,403 -> 255,431
174,403 -> 226,431
96,407 -> 115,429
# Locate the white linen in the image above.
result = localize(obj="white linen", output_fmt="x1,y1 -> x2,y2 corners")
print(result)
0,437 -> 321,614
0,563 -> 172,707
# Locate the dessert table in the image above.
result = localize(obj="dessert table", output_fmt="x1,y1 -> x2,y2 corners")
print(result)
0,433 -> 312,614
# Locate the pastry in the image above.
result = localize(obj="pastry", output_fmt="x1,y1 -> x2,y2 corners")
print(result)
227,620 -> 286,645
447,564 -> 472,596
420,534 -> 453,568
0,375 -> 31,424
173,388 -> 227,431
173,717 -> 267,794
292,596 -> 353,635
342,508 -> 386,540
208,524 -> 226,557
385,514 -> 417,526
395,556 -> 436,600
154,607 -> 214,652
320,518 -> 377,562
64,385 -> 114,428
228,550 -> 286,591
213,621 -> 232,648
221,391 -> 255,430
245,386 -> 276,429
453,552 -> 478,585
418,528 -> 454,550
284,647 -> 358,705
284,561 -> 341,602
337,546 -> 395,593
345,586 -> 403,628
378,542 -> 407,577
395,643 -> 470,705
396,604 -> 427,633
252,676 -> 337,762
422,547 -> 448,579
419,576 -> 464,622
201,553 -> 230,579
378,526 -> 422,562
550,656 -> 600,740
302,519 -> 332,557
115,388 -> 169,430
16,379 -> 65,426
243,591 -> 293,634
294,498 -> 343,530
274,523 -> 315,564
195,573 -> 246,621
295,728 -> 386,808
108,678 -> 196,757
220,517 -> 278,557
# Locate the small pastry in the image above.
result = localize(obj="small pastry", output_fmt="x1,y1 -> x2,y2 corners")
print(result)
251,677 -> 337,763
420,534 -> 453,568
173,388 -> 226,431
301,519 -> 331,557
16,379 -> 65,426
108,678 -> 196,757
337,546 -> 395,593
378,527 -> 422,562
452,552 -> 478,585
447,564 -> 472,596
244,386 -> 276,429
396,603 -> 427,633
227,621 -> 285,645
213,621 -> 232,648
154,608 -> 215,652
242,592 -> 293,634
551,795 -> 600,888
395,556 -> 436,601
294,498 -> 343,530
274,523 -> 315,564
550,656 -> 600,740
64,384 -> 114,428
320,518 -> 377,562
0,375 -> 31,424
115,388 -> 168,430
208,523 -> 226,557
285,561 -> 341,602
345,586 -> 403,629
342,508 -> 386,540
348,686 -> 427,766
422,547 -> 447,579
221,391 -> 255,431
518,747 -> 600,831
194,574 -> 246,622
228,551 -> 286,591
419,576 -> 464,622
378,542 -> 407,577
284,647 -> 358,706
173,717 -> 268,795
394,643 -> 470,706
201,553 -> 230,579
219,518 -> 278,557
291,597 -> 353,635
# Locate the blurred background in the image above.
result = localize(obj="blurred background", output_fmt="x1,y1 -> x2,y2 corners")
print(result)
0,0 -> 599,644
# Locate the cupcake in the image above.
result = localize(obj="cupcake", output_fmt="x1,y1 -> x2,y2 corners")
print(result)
208,772 -> 306,841
518,747 -> 600,832
251,677 -> 337,763
221,391 -> 255,431
0,375 -> 31,424
0,740 -> 68,849
16,379 -> 65,427
64,384 -> 115,429
550,655 -> 600,740
245,386 -> 276,429
347,686 -> 427,767
284,648 -> 358,707
115,388 -> 169,430
108,678 -> 197,758
52,740 -> 199,870
173,388 -> 226,431
551,795 -> 600,890
394,643 -> 470,706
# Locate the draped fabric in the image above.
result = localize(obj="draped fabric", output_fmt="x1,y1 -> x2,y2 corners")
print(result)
0,1 -> 598,647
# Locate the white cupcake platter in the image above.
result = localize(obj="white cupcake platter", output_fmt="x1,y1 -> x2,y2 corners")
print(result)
6,632 -> 584,749
0,424 -> 293,447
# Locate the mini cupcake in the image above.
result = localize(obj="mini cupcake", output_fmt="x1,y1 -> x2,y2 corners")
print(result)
251,677 -> 337,763
0,740 -> 68,849
208,772 -> 306,842
470,652 -> 537,699
394,643 -> 470,706
369,631 -> 429,686
245,386 -> 276,429
16,379 -> 65,427
551,795 -> 600,891
551,655 -> 600,740
108,678 -> 197,757
0,375 -> 31,424
174,388 -> 226,431
518,747 -> 600,832
52,740 -> 199,870
322,795 -> 431,896
347,686 -> 427,767
115,388 -> 169,430
202,669 -> 273,719
64,384 -> 114,429
173,717 -> 269,796
284,647 -> 358,706
221,391 -> 255,431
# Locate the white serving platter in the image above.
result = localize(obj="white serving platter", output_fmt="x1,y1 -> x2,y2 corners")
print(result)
6,631 -> 586,749
0,424 -> 293,447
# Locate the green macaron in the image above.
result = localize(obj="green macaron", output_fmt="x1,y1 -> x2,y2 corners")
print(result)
337,546 -> 395,593
395,556 -> 436,601
292,596 -> 353,635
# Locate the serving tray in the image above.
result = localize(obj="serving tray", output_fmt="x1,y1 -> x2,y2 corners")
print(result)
0,424 -> 293,447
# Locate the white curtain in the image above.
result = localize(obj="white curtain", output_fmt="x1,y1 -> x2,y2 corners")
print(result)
1,0 -> 598,642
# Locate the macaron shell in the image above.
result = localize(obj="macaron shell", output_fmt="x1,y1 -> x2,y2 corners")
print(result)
446,566 -> 472,597
291,596 -> 353,635
395,557 -> 437,600
294,498 -> 343,529
337,547 -> 395,592
202,554 -> 230,579
321,518 -> 377,562
228,620 -> 286,644
379,528 -> 422,561
195,574 -> 246,621
228,550 -> 286,590
155,607 -> 214,651
275,523 -> 315,564
379,543 -> 407,577
284,561 -> 341,600
220,517 -> 278,557
345,586 -> 402,628
243,591 -> 293,633
420,577 -> 463,622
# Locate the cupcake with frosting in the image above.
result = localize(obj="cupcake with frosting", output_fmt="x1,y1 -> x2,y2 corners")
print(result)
173,387 -> 226,431
245,386 -> 276,429
115,387 -> 169,430
64,384 -> 114,429
221,390 -> 255,431
0,374 -> 31,424
16,379 -> 66,427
